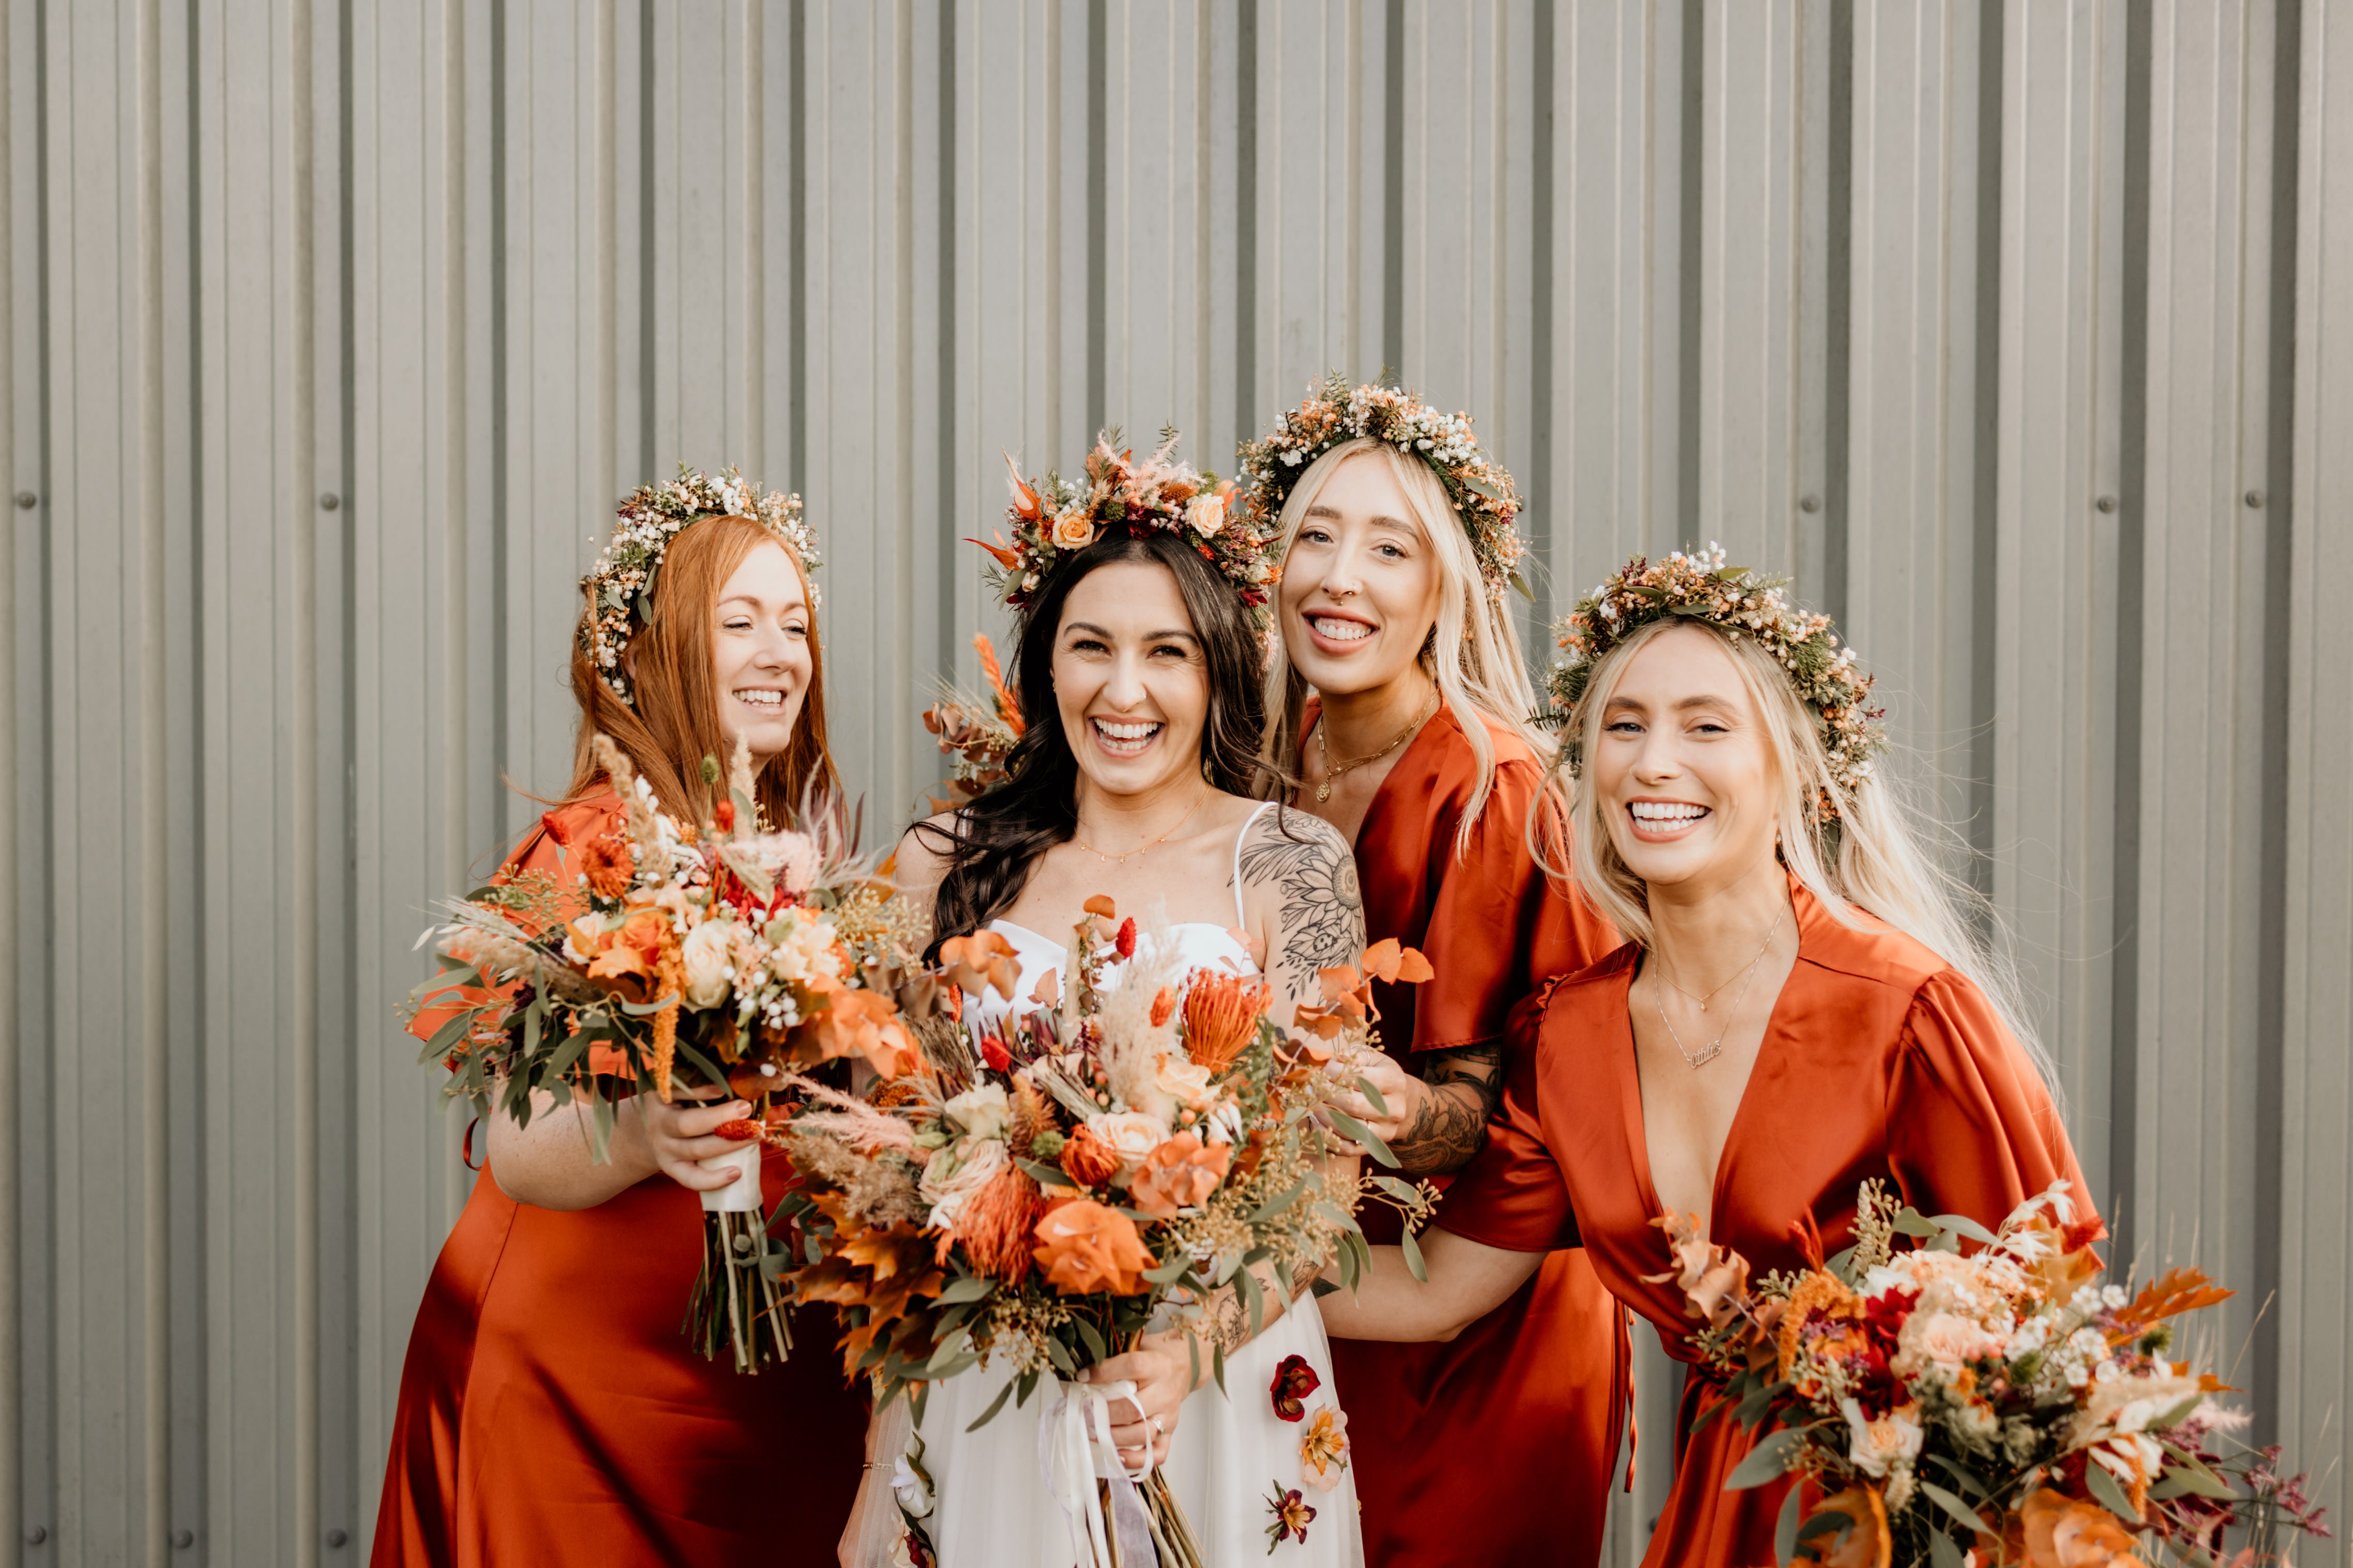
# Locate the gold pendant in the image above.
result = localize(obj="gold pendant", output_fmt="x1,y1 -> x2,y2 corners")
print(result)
1316,781 -> 1331,802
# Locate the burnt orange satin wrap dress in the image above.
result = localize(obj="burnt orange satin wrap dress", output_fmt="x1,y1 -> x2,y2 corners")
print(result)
1317,703 -> 1632,1567
1442,877 -> 2091,1568
370,796 -> 868,1568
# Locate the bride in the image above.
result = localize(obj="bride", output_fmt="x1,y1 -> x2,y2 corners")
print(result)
844,441 -> 1368,1566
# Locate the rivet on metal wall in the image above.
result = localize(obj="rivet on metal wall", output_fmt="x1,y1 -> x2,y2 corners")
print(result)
320,492 -> 341,511
172,1530 -> 194,1549
1799,494 -> 1822,514
25,1526 -> 47,1545
2096,495 -> 2118,513
2245,489 -> 2266,509
327,1529 -> 350,1548
11,490 -> 34,510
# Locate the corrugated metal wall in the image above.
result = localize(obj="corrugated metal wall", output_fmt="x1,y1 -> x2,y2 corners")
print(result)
3,2 -> 2345,1563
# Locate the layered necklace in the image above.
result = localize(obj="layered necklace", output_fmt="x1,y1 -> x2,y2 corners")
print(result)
1310,693 -> 1438,803
1651,899 -> 1787,1070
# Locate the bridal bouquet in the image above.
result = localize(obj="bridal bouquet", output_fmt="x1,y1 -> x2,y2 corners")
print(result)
761,900 -> 1437,1568
1654,1180 -> 2328,1567
412,735 -> 925,1372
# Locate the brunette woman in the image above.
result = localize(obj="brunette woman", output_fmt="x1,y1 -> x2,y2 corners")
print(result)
846,439 -> 1368,1566
1240,380 -> 1627,1567
372,472 -> 867,1567
1318,549 -> 2090,1566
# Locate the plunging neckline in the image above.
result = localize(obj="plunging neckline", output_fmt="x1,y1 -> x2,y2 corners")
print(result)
1620,875 -> 1812,1240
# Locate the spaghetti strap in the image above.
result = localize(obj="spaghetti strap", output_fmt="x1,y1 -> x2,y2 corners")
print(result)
1230,800 -> 1275,931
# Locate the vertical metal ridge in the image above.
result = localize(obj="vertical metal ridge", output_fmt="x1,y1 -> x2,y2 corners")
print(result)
745,0 -> 765,477
488,0 -> 508,807
2108,0 -> 2154,1274
597,0 -> 617,507
1233,0 -> 1257,448
934,0 -> 955,682
1489,5 -> 1509,449
136,0 -> 171,1558
334,0 -> 359,1533
787,0 -> 805,485
1525,0 -> 1555,659
26,0 -> 56,1549
1085,0 -> 1105,437
1045,0 -> 1062,451
288,0 -> 322,1557
1343,0 -> 1361,376
2251,0 -> 2304,1453
1381,0 -> 1402,372
0,0 -> 17,1554
638,0 -> 655,477
1967,0 -> 2006,892
893,0 -> 914,808
441,0 -> 472,1226
1676,0 -> 1703,539
1194,1 -> 1214,446
1821,0 -> 1852,626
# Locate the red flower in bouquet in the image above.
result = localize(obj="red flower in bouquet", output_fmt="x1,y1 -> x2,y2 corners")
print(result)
1270,1353 -> 1321,1421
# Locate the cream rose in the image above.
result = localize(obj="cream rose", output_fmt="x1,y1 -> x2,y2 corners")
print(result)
943,1083 -> 1010,1140
1086,1110 -> 1171,1177
1152,1051 -> 1213,1107
678,920 -> 734,1008
1840,1397 -> 1923,1479
1051,508 -> 1099,549
919,1136 -> 1008,1231
1184,491 -> 1227,536
1893,1309 -> 2007,1380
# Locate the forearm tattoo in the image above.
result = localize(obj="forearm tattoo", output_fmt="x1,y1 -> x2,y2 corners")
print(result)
1201,1286 -> 1249,1354
1391,1042 -> 1505,1176
1235,812 -> 1366,998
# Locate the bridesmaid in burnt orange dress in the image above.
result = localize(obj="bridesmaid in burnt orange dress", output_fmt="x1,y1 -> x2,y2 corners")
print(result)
371,478 -> 867,1567
1241,388 -> 1628,1568
1317,550 -> 2091,1568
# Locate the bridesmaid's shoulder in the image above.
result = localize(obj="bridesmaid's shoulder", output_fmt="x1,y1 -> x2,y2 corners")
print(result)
1511,941 -> 1641,1039
1796,889 -> 1961,1010
518,791 -> 625,861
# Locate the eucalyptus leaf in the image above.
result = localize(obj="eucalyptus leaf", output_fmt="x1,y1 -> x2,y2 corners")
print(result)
1397,1223 -> 1428,1283
1247,1181 -> 1309,1224
1928,1212 -> 2000,1246
924,1327 -> 973,1376
2084,1460 -> 2140,1522
1918,1481 -> 1987,1536
1891,1209 -> 1942,1238
1509,571 -> 1534,603
937,1275 -> 994,1305
1773,1478 -> 1803,1564
1924,1453 -> 1990,1499
1352,1075 -> 1390,1118
1927,1531 -> 1968,1568
1723,1427 -> 1807,1490
1073,1313 -> 1106,1364
1324,1108 -> 1399,1168
1796,1511 -> 1851,1543
963,1379 -> 1017,1432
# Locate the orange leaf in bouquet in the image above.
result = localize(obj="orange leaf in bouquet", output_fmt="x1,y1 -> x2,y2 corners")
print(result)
2019,1487 -> 2148,1567
974,632 -> 1023,734
571,906 -> 674,1003
1183,972 -> 1272,1073
1645,1211 -> 1756,1333
1357,939 -> 1433,987
802,984 -> 920,1079
1032,1199 -> 1156,1296
1813,1485 -> 1893,1568
2109,1267 -> 2233,1342
940,931 -> 1019,1000
1128,1134 -> 1233,1220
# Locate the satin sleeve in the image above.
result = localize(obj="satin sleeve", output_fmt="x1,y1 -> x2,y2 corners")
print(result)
1410,757 -> 1617,1053
1434,985 -> 1581,1252
1883,969 -> 2096,1234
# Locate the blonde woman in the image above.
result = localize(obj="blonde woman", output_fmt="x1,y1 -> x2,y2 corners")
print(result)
1241,377 -> 1626,1567
1317,549 -> 2088,1567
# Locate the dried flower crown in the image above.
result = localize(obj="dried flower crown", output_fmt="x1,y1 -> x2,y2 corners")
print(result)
1545,544 -> 1887,812
1238,372 -> 1531,603
580,465 -> 820,705
974,432 -> 1279,621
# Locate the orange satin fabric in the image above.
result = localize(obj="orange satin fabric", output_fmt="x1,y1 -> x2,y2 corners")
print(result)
1315,704 -> 1631,1567
371,797 -> 867,1568
1443,877 -> 2092,1568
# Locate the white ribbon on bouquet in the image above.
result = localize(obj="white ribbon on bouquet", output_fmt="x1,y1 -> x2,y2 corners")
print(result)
1039,1375 -> 1156,1568
698,1142 -> 764,1211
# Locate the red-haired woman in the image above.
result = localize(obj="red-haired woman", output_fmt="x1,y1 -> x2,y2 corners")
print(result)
371,473 -> 867,1567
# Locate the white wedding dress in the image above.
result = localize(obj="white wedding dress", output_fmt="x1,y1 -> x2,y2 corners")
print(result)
854,804 -> 1363,1567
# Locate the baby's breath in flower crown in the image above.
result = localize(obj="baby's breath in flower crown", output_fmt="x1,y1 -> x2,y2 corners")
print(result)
580,465 -> 821,706
1237,372 -> 1531,603
1545,544 -> 1887,815
974,432 -> 1279,623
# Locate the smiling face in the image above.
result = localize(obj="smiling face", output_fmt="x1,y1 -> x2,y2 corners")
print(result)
1589,624 -> 1783,897
710,539 -> 814,765
1277,451 -> 1444,698
1051,559 -> 1210,800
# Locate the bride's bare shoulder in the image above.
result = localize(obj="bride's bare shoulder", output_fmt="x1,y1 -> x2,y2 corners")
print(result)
890,810 -> 963,900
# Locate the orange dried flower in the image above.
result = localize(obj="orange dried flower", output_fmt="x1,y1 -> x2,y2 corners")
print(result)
713,1119 -> 763,1142
577,832 -> 634,900
1149,986 -> 1176,1028
1031,1200 -> 1155,1296
958,1166 -> 1050,1283
1060,1124 -> 1121,1188
1127,1133 -> 1232,1219
2019,1488 -> 2146,1567
1183,973 -> 1272,1073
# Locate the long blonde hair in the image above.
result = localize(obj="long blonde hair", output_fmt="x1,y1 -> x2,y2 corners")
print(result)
1258,438 -> 1548,856
1555,617 -> 2057,1093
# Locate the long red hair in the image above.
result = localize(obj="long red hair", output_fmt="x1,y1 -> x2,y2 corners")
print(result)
565,513 -> 840,826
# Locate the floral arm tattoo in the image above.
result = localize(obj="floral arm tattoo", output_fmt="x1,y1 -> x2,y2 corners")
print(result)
1234,811 -> 1366,1002
1390,1042 -> 1506,1175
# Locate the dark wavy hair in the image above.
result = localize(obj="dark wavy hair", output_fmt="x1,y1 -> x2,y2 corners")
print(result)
918,529 -> 1269,951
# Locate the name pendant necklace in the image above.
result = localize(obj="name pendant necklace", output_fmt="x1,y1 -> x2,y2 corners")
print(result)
1653,900 -> 1787,1070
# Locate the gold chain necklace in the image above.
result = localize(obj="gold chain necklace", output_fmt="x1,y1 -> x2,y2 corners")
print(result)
1651,900 -> 1787,1070
1311,695 -> 1438,803
1069,787 -> 1209,865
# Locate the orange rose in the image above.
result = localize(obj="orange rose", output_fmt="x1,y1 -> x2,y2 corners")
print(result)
2020,1489 -> 2147,1567
1127,1133 -> 1232,1220
574,906 -> 673,1003
1059,1124 -> 1121,1188
1814,1485 -> 1893,1568
1031,1199 -> 1155,1296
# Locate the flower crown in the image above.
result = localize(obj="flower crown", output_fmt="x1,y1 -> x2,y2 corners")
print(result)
1238,372 -> 1530,602
1544,544 -> 1888,812
975,433 -> 1279,620
580,465 -> 820,705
